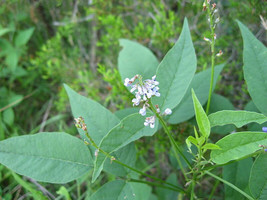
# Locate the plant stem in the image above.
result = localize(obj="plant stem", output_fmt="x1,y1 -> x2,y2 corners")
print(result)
148,100 -> 192,170
205,0 -> 216,115
208,178 -> 220,200
205,171 -> 255,200
84,131 -> 186,193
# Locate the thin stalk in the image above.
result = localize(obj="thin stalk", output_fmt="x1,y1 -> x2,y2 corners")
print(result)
208,178 -> 220,200
84,132 -> 186,193
205,171 -> 255,200
148,100 -> 192,169
205,0 -> 216,115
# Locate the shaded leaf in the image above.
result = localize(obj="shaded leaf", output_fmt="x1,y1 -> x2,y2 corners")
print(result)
249,154 -> 267,199
223,158 -> 253,200
238,21 -> 267,116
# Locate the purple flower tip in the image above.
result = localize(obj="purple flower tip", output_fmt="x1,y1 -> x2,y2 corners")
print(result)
262,127 -> 267,133
264,149 -> 267,152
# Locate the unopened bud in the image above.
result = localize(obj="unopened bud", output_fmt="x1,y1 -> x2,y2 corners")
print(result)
207,0 -> 211,4
95,149 -> 99,157
212,3 -> 216,9
204,37 -> 211,43
214,33 -> 217,40
203,2 -> 207,11
215,17 -> 220,23
110,156 -> 116,163
216,50 -> 223,57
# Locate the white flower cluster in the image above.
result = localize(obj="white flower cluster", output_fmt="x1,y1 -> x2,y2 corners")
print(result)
124,74 -> 172,128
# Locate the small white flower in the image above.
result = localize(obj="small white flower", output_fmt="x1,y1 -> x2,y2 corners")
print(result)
144,116 -> 156,129
163,108 -> 172,115
124,78 -> 132,87
215,17 -> 220,23
139,105 -> 146,116
132,94 -> 141,106
95,149 -> 99,157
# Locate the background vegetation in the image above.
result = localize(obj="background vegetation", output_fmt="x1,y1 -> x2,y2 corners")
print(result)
0,0 -> 266,199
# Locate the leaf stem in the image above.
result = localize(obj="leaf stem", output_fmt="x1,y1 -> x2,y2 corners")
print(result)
205,0 -> 216,115
84,131 -> 186,193
205,171 -> 255,200
148,100 -> 192,170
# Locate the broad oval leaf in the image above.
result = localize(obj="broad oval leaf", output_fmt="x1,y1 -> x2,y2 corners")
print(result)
208,110 -> 267,128
92,113 -> 158,182
64,84 -> 120,145
211,132 -> 267,164
89,180 -> 151,200
154,18 -> 197,110
249,154 -> 267,199
118,39 -> 159,81
238,21 -> 267,116
192,89 -> 210,138
0,132 -> 93,183
168,64 -> 224,124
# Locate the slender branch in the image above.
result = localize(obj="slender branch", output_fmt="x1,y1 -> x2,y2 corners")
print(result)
205,0 -> 216,115
148,100 -> 192,169
205,171 -> 255,200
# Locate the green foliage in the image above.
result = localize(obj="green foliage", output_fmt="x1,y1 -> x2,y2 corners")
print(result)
168,64 -> 224,124
154,18 -> 196,110
209,110 -> 267,128
211,132 -> 267,164
238,20 -> 267,116
0,132 -> 93,183
249,154 -> 267,199
191,89 -> 210,139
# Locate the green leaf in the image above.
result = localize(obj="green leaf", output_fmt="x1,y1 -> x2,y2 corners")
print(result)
209,94 -> 235,134
186,136 -> 198,146
64,84 -> 120,145
15,27 -> 35,47
0,132 -> 93,183
191,89 -> 210,138
202,143 -> 221,150
0,28 -> 12,37
3,108 -> 14,126
118,39 -> 159,81
223,158 -> 253,200
89,180 -> 151,200
56,186 -> 71,200
238,21 -> 267,116
103,142 -> 136,176
92,113 -> 158,182
168,64 -> 224,124
12,172 -> 48,200
245,101 -> 267,131
154,18 -> 196,110
249,154 -> 267,199
155,173 -> 179,199
211,132 -> 267,164
5,48 -> 19,70
208,110 -> 267,128
114,108 -> 139,120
